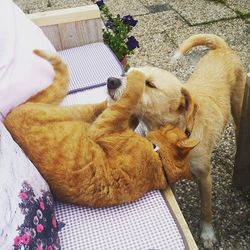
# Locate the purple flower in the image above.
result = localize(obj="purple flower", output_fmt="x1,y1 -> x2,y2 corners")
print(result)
105,19 -> 113,29
96,0 -> 104,8
122,15 -> 138,27
126,36 -> 139,50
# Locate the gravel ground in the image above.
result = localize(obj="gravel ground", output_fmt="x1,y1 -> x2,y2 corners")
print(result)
14,0 -> 250,249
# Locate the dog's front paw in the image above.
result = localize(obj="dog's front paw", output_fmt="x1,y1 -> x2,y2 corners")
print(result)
201,222 -> 217,249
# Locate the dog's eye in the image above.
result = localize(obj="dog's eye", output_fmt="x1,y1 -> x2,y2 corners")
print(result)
145,80 -> 156,88
185,129 -> 191,137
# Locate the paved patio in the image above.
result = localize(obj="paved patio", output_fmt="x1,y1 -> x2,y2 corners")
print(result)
14,0 -> 250,249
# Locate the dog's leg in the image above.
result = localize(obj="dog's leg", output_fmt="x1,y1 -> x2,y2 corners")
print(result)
196,173 -> 216,249
91,70 -> 145,135
191,151 -> 216,249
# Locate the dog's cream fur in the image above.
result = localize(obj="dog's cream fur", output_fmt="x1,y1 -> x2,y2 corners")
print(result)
108,34 -> 246,248
107,67 -> 191,132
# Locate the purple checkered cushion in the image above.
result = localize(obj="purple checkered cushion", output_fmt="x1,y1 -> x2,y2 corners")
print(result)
56,44 -> 187,249
55,192 -> 186,249
58,43 -> 124,93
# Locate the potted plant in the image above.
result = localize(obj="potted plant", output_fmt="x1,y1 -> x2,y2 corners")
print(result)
95,0 -> 139,68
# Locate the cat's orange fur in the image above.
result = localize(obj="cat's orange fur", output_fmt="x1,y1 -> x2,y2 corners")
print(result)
4,50 -> 198,207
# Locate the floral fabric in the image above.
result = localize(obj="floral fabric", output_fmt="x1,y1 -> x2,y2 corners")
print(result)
0,123 -> 64,250
13,182 -> 64,250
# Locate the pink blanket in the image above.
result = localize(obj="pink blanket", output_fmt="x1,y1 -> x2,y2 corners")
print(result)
0,0 -> 55,120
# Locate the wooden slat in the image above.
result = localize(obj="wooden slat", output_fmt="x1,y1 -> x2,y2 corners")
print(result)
28,5 -> 100,27
162,188 -> 198,250
41,25 -> 62,51
51,19 -> 103,50
75,19 -> 103,45
28,5 -> 103,50
58,22 -> 79,50
233,73 -> 250,186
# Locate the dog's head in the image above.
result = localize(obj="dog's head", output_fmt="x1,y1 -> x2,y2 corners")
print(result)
107,66 -> 198,135
147,124 -> 199,184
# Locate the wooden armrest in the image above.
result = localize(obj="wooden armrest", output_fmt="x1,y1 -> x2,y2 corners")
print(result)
28,5 -> 103,50
28,5 -> 100,27
162,188 -> 198,249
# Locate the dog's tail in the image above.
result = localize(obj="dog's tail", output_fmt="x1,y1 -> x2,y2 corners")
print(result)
171,34 -> 229,62
27,49 -> 69,104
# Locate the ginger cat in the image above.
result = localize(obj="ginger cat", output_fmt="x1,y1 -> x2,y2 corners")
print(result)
4,50 -> 198,207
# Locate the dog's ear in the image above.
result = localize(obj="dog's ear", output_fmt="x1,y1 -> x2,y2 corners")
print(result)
177,138 -> 199,155
178,88 -> 198,135
128,114 -> 139,130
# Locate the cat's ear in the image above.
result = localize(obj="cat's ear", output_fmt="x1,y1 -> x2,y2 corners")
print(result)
177,138 -> 199,155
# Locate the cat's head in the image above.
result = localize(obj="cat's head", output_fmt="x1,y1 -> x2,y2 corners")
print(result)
147,124 -> 199,184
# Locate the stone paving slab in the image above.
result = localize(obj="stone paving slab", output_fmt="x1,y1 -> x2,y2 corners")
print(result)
14,0 -> 48,13
139,0 -> 173,13
139,0 -> 166,6
14,0 -> 92,13
104,0 -> 149,17
132,11 -> 186,36
128,32 -> 176,69
227,0 -> 250,15
166,18 -> 250,72
166,0 -> 236,25
48,0 -> 92,12
128,31 -> 203,82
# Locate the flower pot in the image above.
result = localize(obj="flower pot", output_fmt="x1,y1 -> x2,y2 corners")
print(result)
120,56 -> 127,67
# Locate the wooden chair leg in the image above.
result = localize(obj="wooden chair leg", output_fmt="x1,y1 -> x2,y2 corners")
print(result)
233,73 -> 250,187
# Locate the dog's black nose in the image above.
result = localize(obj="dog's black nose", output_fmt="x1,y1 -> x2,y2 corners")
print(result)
107,77 -> 121,89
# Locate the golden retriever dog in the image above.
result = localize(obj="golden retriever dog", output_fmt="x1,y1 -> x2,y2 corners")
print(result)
106,34 -> 246,248
4,50 -> 198,208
